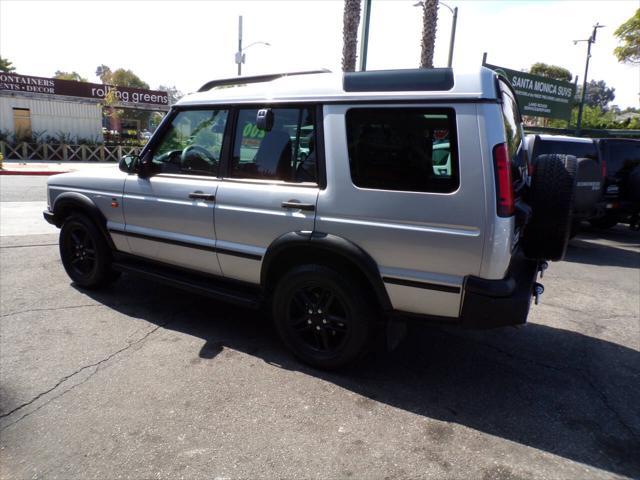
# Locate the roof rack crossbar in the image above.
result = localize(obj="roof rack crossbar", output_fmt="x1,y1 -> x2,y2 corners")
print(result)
198,69 -> 331,92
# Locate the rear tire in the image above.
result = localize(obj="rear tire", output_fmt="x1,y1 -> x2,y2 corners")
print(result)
59,213 -> 118,289
522,154 -> 578,261
589,215 -> 618,230
271,265 -> 376,370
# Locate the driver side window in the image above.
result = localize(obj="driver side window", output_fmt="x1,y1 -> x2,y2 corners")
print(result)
152,109 -> 229,176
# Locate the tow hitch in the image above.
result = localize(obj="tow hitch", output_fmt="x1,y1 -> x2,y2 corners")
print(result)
538,261 -> 548,278
532,261 -> 548,305
533,283 -> 544,305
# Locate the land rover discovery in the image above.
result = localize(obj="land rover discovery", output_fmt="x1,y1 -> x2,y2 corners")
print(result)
44,68 -> 577,369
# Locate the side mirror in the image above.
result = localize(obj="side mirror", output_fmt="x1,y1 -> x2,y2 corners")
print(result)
136,151 -> 155,178
119,155 -> 138,173
256,108 -> 274,132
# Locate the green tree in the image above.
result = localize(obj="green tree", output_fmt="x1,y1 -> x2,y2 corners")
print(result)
157,85 -> 184,105
0,56 -> 15,72
54,70 -> 87,82
95,64 -> 112,83
529,62 -> 572,82
110,68 -> 149,89
577,79 -> 616,110
341,0 -> 361,72
614,8 -> 640,64
419,0 -> 439,68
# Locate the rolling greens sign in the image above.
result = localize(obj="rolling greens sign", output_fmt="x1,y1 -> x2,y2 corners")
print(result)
485,63 -> 576,120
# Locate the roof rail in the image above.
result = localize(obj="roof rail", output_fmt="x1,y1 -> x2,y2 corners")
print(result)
198,69 -> 331,92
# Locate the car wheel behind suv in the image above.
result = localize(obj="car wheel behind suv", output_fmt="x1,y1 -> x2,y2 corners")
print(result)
522,153 -> 578,262
272,265 -> 376,370
59,213 -> 119,289
589,215 -> 618,230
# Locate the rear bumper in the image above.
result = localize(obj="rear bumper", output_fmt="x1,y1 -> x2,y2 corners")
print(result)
460,253 -> 539,329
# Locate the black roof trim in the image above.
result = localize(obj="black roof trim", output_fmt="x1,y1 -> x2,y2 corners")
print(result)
198,69 -> 331,92
343,68 -> 454,92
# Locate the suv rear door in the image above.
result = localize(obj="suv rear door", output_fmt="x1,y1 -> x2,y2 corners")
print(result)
213,106 -> 320,284
316,104 -> 483,318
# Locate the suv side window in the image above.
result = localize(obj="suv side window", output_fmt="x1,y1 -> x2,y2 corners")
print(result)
231,107 -> 317,183
151,109 -> 228,176
607,141 -> 640,176
345,108 -> 458,193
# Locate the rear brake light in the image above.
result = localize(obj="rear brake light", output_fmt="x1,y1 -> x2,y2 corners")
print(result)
601,158 -> 607,179
493,143 -> 515,217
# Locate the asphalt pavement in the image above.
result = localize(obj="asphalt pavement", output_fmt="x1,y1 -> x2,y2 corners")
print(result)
1,175 -> 639,479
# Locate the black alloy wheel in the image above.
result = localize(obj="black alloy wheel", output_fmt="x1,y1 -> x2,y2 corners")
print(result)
59,214 -> 118,289
64,225 -> 97,277
272,265 -> 376,369
287,284 -> 351,354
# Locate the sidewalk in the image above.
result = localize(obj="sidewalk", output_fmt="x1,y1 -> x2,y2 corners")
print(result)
0,160 -> 118,176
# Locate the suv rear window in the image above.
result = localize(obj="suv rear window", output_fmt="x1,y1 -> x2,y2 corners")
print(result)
345,108 -> 458,193
534,139 -> 598,160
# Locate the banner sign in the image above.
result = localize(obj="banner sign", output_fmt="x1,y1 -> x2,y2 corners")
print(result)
484,63 -> 576,120
0,72 -> 169,107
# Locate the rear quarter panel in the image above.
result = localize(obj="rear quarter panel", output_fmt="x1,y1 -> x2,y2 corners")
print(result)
316,103 -> 490,317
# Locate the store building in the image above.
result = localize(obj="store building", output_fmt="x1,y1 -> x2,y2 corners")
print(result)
0,72 -> 170,142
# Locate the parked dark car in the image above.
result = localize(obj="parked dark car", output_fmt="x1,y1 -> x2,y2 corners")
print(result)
525,135 -> 603,226
593,138 -> 640,230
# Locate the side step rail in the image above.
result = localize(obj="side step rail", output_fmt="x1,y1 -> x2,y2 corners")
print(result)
112,260 -> 261,309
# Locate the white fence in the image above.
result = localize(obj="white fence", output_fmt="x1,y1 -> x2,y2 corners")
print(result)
0,141 -> 141,161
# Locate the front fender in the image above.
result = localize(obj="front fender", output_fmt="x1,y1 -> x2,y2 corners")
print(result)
51,192 -> 115,250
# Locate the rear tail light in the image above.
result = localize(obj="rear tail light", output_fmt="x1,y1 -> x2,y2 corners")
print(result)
601,158 -> 607,179
493,143 -> 515,217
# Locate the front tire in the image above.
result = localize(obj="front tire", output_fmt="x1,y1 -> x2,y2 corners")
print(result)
59,213 -> 117,289
271,265 -> 376,370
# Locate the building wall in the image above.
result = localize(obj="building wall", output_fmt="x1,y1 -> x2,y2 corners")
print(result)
0,95 -> 103,141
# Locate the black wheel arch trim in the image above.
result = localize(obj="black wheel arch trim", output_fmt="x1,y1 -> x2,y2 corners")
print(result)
51,192 -> 116,250
261,231 -> 393,311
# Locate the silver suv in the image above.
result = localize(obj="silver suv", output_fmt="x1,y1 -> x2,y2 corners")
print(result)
44,68 -> 577,369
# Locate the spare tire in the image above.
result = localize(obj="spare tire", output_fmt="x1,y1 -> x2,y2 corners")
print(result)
522,154 -> 578,261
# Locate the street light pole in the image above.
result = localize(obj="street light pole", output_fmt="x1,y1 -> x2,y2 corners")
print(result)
237,16 -> 243,76
575,23 -> 604,134
358,0 -> 372,71
234,15 -> 270,77
447,6 -> 458,68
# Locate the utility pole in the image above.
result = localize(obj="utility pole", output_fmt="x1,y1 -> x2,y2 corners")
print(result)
236,16 -> 243,76
358,0 -> 372,71
575,23 -> 605,134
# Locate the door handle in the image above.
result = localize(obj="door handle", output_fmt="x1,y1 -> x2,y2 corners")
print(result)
281,201 -> 315,211
189,191 -> 216,201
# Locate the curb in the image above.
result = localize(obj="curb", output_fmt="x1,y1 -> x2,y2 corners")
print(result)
0,170 -> 71,176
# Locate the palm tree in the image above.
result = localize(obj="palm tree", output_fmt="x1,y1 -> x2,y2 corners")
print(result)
342,0 -> 362,72
419,0 -> 439,68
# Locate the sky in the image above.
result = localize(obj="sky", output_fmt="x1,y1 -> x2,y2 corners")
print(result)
0,0 -> 638,108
